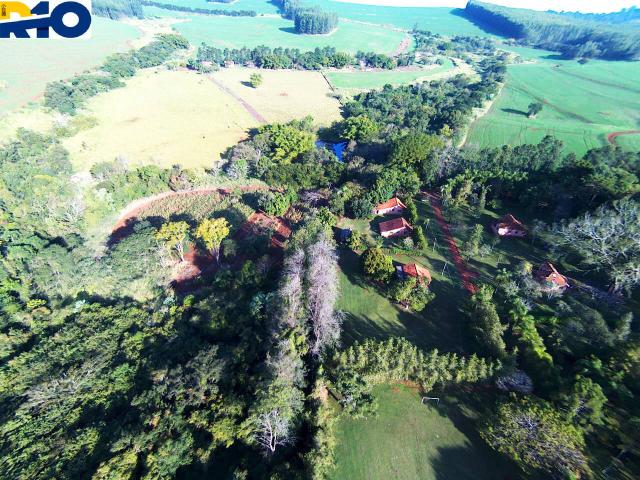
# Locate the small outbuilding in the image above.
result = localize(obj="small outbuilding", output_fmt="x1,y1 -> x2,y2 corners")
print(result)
492,214 -> 526,237
396,262 -> 432,285
379,217 -> 413,238
535,262 -> 568,292
373,197 -> 406,216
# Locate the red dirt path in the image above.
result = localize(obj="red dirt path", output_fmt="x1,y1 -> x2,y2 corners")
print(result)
607,130 -> 640,145
424,192 -> 478,295
207,75 -> 268,124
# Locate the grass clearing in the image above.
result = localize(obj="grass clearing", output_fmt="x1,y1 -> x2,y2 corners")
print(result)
0,18 -> 140,113
466,46 -> 640,156
324,58 -> 469,92
63,68 -> 340,170
331,383 -> 521,480
211,67 -> 342,126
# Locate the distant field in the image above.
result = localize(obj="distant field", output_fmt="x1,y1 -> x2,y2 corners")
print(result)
147,8 -> 407,54
0,18 -> 139,113
64,68 -> 340,170
145,0 -> 489,34
331,384 -> 520,480
325,58 -> 473,92
466,46 -> 640,156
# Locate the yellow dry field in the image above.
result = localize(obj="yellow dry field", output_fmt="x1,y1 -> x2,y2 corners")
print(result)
0,107 -> 53,138
64,67 -> 342,170
210,67 -> 342,126
64,68 -> 256,170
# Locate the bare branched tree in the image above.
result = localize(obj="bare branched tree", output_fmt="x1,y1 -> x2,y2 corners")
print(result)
278,249 -> 306,328
306,234 -> 342,356
255,409 -> 293,454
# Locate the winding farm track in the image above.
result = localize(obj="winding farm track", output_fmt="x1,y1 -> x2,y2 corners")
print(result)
607,130 -> 640,146
392,34 -> 412,57
424,192 -> 478,295
207,75 -> 268,124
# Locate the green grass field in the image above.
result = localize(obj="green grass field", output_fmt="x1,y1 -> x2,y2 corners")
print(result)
466,45 -> 640,156
325,59 -> 458,91
147,0 -> 489,34
0,18 -> 139,113
146,7 -> 406,54
331,383 -> 520,480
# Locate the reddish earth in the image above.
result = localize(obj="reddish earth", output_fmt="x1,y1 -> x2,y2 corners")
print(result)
424,192 -> 478,295
607,130 -> 640,145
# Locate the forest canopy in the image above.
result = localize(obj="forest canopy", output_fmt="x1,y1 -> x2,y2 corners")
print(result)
464,0 -> 640,60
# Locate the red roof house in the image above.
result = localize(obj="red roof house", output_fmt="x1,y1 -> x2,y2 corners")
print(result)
379,217 -> 413,238
373,197 -> 407,215
492,214 -> 526,237
399,263 -> 432,285
535,262 -> 568,291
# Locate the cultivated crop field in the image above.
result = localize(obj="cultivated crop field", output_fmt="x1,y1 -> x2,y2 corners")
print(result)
0,18 -> 139,113
147,7 -> 407,54
466,46 -> 640,156
331,384 -> 520,480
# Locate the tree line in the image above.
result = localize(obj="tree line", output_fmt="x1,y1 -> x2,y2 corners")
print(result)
465,0 -> 640,60
93,0 -> 144,19
141,0 -> 257,16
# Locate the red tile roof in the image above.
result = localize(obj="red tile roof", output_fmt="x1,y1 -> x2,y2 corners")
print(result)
379,217 -> 412,234
536,262 -> 568,287
496,214 -> 526,230
375,197 -> 406,211
403,263 -> 432,283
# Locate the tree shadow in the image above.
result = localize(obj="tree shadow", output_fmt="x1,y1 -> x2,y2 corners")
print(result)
278,26 -> 298,35
239,80 -> 254,88
501,108 -> 528,117
449,8 -> 510,38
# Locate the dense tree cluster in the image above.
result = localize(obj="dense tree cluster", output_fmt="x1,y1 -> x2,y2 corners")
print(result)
465,0 -> 640,60
275,0 -> 339,35
44,34 -> 189,114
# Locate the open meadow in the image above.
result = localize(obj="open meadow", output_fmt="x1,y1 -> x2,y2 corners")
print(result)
0,18 -> 140,113
465,45 -> 640,156
331,384 -> 521,480
63,67 -> 341,170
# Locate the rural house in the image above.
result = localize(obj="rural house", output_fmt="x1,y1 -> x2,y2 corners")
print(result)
379,217 -> 413,238
373,197 -> 406,215
492,214 -> 526,237
535,262 -> 569,292
396,262 -> 432,285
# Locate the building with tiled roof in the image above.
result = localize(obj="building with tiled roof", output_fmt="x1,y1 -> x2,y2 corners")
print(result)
373,197 -> 407,216
535,262 -> 568,292
379,217 -> 412,238
492,214 -> 526,237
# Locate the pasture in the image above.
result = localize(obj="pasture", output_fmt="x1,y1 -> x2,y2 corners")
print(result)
331,383 -> 520,480
63,68 -> 341,170
465,46 -> 640,157
325,58 -> 475,92
0,18 -> 139,113
148,9 -> 407,55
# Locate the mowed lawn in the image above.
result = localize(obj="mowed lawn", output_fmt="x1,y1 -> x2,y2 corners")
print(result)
63,68 -> 341,170
465,46 -> 640,156
148,8 -> 406,55
0,18 -> 139,113
331,384 -> 520,480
